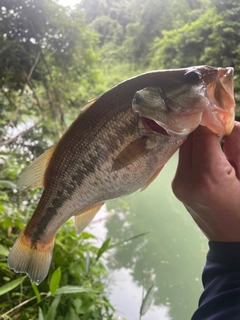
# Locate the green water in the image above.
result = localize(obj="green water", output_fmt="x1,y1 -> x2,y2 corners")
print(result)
104,153 -> 208,320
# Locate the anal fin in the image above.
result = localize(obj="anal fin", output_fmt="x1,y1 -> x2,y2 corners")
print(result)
17,144 -> 57,191
74,203 -> 104,236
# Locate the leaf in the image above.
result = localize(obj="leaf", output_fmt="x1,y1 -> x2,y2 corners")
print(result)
55,286 -> 97,295
109,232 -> 149,249
0,244 -> 9,256
49,267 -> 61,295
85,251 -> 90,274
32,283 -> 41,303
96,237 -> 111,261
0,180 -> 16,189
81,231 -> 97,239
140,284 -> 155,316
73,298 -> 82,313
0,276 -> 26,296
45,295 -> 61,320
38,307 -> 45,320
0,263 -> 8,268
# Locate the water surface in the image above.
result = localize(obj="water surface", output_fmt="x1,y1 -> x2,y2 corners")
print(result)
88,153 -> 208,320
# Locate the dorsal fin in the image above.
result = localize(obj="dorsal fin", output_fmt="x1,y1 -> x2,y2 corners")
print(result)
80,97 -> 99,113
141,165 -> 164,192
17,97 -> 98,192
17,145 -> 57,191
74,203 -> 104,236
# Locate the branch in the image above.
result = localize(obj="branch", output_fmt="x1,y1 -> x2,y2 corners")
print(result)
38,47 -> 66,125
27,50 -> 41,81
28,21 -> 66,126
0,292 -> 47,318
0,39 -> 19,56
1,89 -> 18,111
23,69 -> 43,111
1,50 -> 42,138
0,120 -> 42,147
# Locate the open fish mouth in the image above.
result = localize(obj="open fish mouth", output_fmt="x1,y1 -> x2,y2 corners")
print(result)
215,67 -> 234,101
132,66 -> 235,137
141,113 -> 202,137
142,117 -> 171,136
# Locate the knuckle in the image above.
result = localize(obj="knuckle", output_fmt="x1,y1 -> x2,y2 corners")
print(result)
171,177 -> 190,202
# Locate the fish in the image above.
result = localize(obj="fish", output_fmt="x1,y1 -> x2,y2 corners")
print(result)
8,65 -> 235,284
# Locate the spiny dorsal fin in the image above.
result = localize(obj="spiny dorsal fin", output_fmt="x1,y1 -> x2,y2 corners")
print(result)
112,137 -> 150,171
141,165 -> 164,192
17,145 -> 57,191
80,97 -> 99,113
74,203 -> 104,236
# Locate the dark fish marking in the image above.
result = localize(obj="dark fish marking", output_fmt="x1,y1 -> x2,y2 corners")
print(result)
31,191 -> 68,242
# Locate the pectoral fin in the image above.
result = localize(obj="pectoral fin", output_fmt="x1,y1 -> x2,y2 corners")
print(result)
74,203 -> 104,236
141,165 -> 164,192
17,145 -> 57,191
112,136 -> 152,171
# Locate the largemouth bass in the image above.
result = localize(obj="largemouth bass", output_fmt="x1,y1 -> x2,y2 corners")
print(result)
8,66 -> 235,284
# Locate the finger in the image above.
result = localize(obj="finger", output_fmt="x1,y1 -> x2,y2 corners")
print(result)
172,133 -> 193,200
177,130 -> 193,170
223,121 -> 240,178
191,125 -> 228,172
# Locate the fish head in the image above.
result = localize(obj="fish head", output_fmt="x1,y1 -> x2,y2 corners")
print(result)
132,66 -> 235,137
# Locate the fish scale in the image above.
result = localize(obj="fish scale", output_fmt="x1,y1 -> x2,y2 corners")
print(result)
8,66 -> 235,284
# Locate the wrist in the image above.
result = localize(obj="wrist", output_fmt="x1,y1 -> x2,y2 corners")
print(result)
207,241 -> 240,269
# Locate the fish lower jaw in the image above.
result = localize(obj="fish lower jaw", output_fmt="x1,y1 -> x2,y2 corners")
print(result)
142,117 -> 194,138
200,107 -> 235,136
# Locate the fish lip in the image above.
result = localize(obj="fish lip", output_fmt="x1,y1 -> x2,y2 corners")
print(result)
203,66 -> 235,135
217,67 -> 234,99
154,119 -> 194,136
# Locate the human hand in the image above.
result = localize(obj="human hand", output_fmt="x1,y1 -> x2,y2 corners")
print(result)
172,121 -> 240,241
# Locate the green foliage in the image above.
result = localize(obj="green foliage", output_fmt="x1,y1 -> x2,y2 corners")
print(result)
0,1 -> 115,319
0,276 -> 26,296
0,0 -> 106,150
140,283 -> 155,317
49,268 -> 62,295
150,7 -> 212,68
149,0 -> 240,112
0,222 -> 115,319
1,0 -> 239,319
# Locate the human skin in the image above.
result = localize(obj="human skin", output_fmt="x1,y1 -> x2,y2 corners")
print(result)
172,122 -> 240,242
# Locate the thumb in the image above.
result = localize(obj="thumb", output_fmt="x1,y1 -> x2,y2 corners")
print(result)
191,125 -> 228,175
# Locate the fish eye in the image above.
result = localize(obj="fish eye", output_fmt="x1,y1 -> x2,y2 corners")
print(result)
134,92 -> 143,105
184,70 -> 202,84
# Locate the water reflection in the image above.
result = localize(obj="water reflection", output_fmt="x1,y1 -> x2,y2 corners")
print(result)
104,154 -> 208,320
108,268 -> 171,320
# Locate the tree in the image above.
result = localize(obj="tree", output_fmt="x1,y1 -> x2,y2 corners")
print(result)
149,0 -> 240,113
0,1 -> 115,319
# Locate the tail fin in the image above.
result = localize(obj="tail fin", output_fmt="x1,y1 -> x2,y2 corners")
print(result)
8,231 -> 55,285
